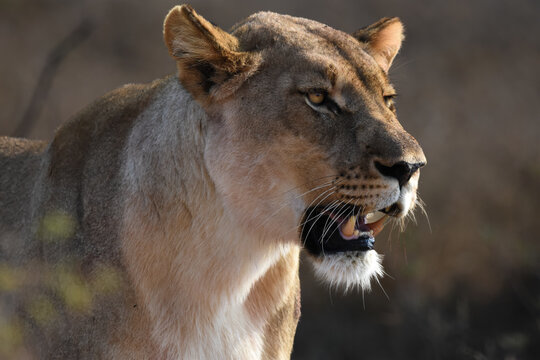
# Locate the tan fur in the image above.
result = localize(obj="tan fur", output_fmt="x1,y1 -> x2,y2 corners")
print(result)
0,5 -> 425,359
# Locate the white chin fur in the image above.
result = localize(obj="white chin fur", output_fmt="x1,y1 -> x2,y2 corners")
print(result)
311,250 -> 383,292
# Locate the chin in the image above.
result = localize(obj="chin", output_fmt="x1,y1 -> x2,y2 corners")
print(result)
300,203 -> 397,291
310,250 -> 383,292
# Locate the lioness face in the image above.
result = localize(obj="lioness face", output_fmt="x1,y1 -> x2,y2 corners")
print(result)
165,6 -> 426,290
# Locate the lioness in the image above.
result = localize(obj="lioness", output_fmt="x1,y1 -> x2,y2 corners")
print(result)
0,4 -> 425,359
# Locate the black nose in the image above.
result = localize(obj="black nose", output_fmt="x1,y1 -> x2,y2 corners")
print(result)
375,161 -> 425,187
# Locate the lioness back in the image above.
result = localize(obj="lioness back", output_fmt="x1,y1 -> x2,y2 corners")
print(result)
0,79 -> 172,358
0,137 -> 46,234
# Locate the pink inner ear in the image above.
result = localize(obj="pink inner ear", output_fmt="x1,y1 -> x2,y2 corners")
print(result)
369,21 -> 404,73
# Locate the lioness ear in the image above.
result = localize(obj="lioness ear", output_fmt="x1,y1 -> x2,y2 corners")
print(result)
352,17 -> 404,73
163,5 -> 260,102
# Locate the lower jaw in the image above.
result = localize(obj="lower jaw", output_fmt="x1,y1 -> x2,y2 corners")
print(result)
303,234 -> 375,256
300,206 -> 388,257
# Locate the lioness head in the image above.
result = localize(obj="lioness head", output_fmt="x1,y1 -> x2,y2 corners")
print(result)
164,5 -> 426,290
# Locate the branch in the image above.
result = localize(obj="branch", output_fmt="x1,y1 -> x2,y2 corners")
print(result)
12,18 -> 94,138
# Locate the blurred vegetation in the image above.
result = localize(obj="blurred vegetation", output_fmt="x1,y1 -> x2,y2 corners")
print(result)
38,210 -> 76,243
0,0 -> 539,358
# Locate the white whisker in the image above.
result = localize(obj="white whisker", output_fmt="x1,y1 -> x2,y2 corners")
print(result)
319,202 -> 350,244
274,175 -> 338,197
255,179 -> 339,231
375,276 -> 389,301
302,198 -> 341,245
274,199 -> 342,244
321,201 -> 357,245
416,195 -> 431,234
311,201 -> 343,256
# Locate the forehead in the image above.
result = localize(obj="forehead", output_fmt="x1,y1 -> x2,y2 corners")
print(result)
232,12 -> 389,91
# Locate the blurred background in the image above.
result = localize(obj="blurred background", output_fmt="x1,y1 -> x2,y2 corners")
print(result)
0,0 -> 538,358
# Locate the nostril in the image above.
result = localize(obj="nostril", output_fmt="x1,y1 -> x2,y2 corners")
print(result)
410,162 -> 426,173
375,161 -> 423,187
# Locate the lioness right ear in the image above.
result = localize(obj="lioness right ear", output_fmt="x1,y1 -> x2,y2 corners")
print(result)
352,17 -> 404,73
163,5 -> 260,103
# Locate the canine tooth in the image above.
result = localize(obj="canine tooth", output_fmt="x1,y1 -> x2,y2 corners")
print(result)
365,211 -> 385,224
341,216 -> 356,237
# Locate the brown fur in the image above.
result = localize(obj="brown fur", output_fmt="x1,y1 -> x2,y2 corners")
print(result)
0,5 -> 424,359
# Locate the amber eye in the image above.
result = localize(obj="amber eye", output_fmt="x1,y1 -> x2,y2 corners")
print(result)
383,94 -> 397,110
307,91 -> 326,105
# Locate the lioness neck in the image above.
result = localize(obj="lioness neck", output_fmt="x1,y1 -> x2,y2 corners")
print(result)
116,76 -> 299,359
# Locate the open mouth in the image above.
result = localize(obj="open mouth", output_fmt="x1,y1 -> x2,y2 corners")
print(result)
300,204 -> 393,256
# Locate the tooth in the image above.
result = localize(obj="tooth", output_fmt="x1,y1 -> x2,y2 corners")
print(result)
341,216 -> 356,237
365,211 -> 386,224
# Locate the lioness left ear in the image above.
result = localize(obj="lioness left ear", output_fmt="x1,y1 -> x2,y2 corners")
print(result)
352,17 -> 404,73
163,5 -> 260,102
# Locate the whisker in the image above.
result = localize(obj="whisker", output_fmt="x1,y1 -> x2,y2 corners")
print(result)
322,198 -> 358,242
320,202 -> 349,241
319,205 -> 338,243
388,220 -> 407,265
301,195 -> 338,234
302,198 -> 341,245
408,208 -> 417,225
266,181 -> 336,221
388,217 -> 401,247
297,178 -> 345,226
319,202 -> 352,245
274,174 -> 338,197
304,199 -> 341,226
416,195 -> 431,234
303,181 -> 342,213
384,217 -> 395,254
312,200 -> 343,255
375,276 -> 390,301
303,200 -> 341,231
382,269 -> 395,281
275,198 -> 342,243
256,179 -> 339,231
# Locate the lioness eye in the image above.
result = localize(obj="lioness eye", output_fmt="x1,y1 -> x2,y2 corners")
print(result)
308,91 -> 326,105
383,94 -> 397,110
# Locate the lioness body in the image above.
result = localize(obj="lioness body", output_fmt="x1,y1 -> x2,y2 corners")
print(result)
0,78 -> 299,358
0,5 -> 425,359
